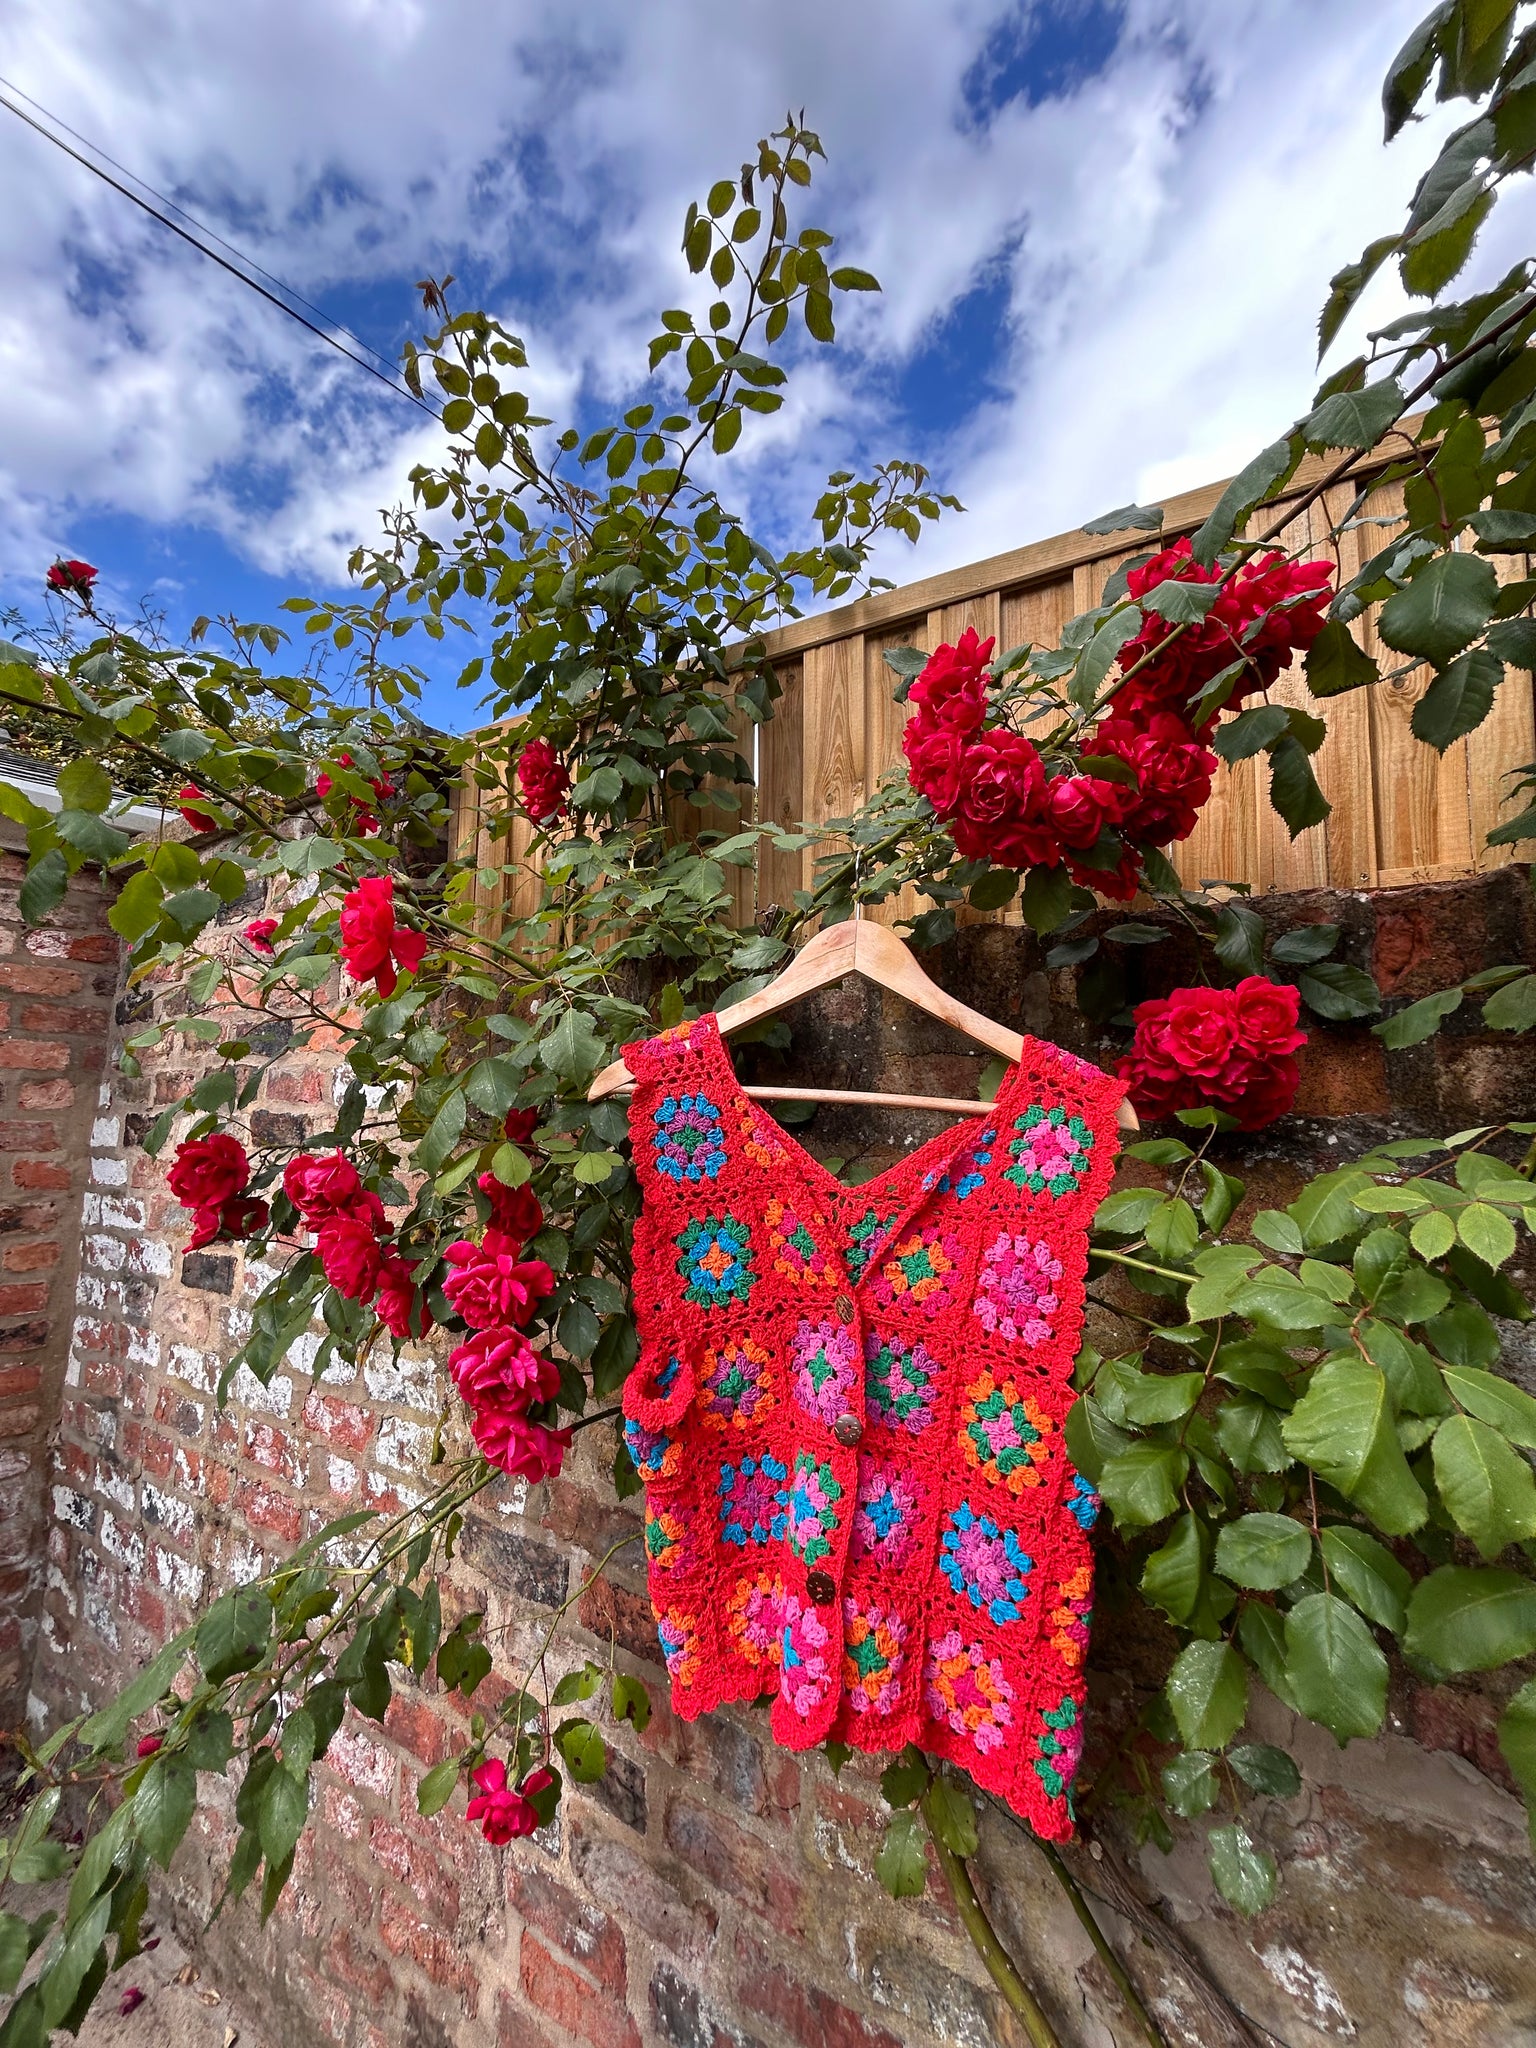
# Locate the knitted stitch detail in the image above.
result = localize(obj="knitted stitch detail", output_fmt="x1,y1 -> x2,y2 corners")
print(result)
621,1012 -> 1123,1838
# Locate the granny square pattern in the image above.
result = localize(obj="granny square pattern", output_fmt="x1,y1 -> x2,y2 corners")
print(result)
621,1012 -> 1122,1838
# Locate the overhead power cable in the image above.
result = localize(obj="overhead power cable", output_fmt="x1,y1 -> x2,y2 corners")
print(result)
0,74 -> 442,420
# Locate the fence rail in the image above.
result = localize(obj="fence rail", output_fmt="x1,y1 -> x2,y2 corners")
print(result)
451,448 -> 1534,929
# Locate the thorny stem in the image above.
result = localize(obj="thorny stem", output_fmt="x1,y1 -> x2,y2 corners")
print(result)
1035,1841 -> 1171,2048
1090,1247 -> 1194,1284
919,1791 -> 1064,2048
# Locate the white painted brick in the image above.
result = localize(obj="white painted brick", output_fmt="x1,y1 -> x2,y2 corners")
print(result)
90,1155 -> 127,1187
375,1416 -> 432,1475
99,1511 -> 145,1573
130,1239 -> 173,1279
97,1468 -> 135,1515
84,1234 -> 126,1273
168,1346 -> 214,1394
80,1192 -> 102,1227
90,1116 -> 121,1148
51,1487 -> 94,1533
364,1470 -> 422,1510
140,1483 -> 195,1541
227,1366 -> 293,1417
152,1548 -> 205,1601
327,1454 -> 358,1496
99,1195 -> 145,1230
75,1273 -> 105,1309
364,1352 -> 440,1412
226,1307 -> 252,1342
125,1327 -> 160,1371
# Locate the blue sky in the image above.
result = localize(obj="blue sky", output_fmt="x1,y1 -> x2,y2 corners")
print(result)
0,0 -> 1512,730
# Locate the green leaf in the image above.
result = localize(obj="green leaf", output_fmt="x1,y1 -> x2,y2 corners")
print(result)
555,1718 -> 607,1784
1488,617 -> 1536,672
1318,1526 -> 1410,1632
1207,1823 -> 1278,1916
56,758 -> 111,812
1441,1365 -> 1536,1447
1097,1442 -> 1188,1527
611,1674 -> 651,1733
1402,183 -> 1494,298
1268,736 -> 1330,838
1142,579 -> 1221,624
967,868 -> 1017,912
1296,961 -> 1381,1021
1498,1678 -> 1536,1842
108,868 -> 166,943
875,1809 -> 927,1898
1281,1357 -> 1428,1534
1190,437 -> 1298,566
539,1009 -> 604,1086
1484,974 -> 1536,1031
1141,1513 -> 1207,1625
0,1913 -> 30,1997
1303,378 -> 1405,450
1374,986 -> 1464,1047
1213,1395 -> 1290,1476
1072,608 -> 1142,711
0,781 -> 49,829
258,1766 -> 309,1868
1411,648 -> 1503,750
195,1587 -> 271,1685
1161,1750 -> 1219,1817
18,847 -> 68,927
1410,1209 -> 1458,1260
1306,619 -> 1378,698
1082,502 -> 1164,536
1239,1602 -> 1297,1709
417,1757 -> 461,1819
1145,1199 -> 1200,1263
924,1777 -> 978,1857
134,1756 -> 197,1871
1406,1566 -> 1536,1671
1165,1641 -> 1247,1751
552,1662 -> 601,1707
415,1090 -> 467,1176
1251,1209 -> 1304,1256
1269,922 -> 1338,966
1214,1513 -> 1311,1592
1378,552 -> 1500,666
880,1752 -> 931,1810
1458,1201 -> 1517,1269
1228,1743 -> 1302,1799
1285,1592 -> 1387,1743
1432,1414 -> 1536,1558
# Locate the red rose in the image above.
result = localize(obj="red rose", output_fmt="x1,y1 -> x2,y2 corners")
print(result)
1044,773 -> 1125,851
1219,553 -> 1333,692
375,1253 -> 432,1340
1222,1054 -> 1300,1129
442,1237 -> 554,1330
517,739 -> 571,824
316,1212 -> 385,1301
177,785 -> 220,833
465,1757 -> 538,1845
902,725 -> 970,818
1094,712 -> 1216,846
1067,848 -> 1142,901
449,1326 -> 560,1408
317,753 -> 394,835
907,628 -> 994,737
478,1173 -> 543,1245
186,1192 -> 268,1250
339,876 -> 428,998
168,1134 -> 249,1211
46,558 -> 97,599
135,1734 -> 163,1758
950,731 -> 1055,867
1230,975 -> 1306,1057
1147,986 -> 1237,1078
244,918 -> 279,954
469,1405 -> 570,1482
283,1152 -> 363,1221
503,1108 -> 540,1148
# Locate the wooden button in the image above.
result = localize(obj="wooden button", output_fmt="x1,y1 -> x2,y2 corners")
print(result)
834,1293 -> 855,1324
806,1570 -> 836,1607
833,1413 -> 863,1447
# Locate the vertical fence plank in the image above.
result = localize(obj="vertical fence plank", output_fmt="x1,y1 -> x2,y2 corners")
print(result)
1468,550 -> 1536,867
801,634 -> 867,899
757,656 -> 804,918
864,624 -> 931,928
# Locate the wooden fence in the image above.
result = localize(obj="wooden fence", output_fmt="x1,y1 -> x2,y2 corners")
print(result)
451,449 -> 1535,931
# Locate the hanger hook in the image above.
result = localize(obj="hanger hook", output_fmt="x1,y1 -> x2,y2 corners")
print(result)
852,841 -> 864,923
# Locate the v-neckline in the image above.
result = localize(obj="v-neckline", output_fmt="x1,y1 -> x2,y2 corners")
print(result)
694,1011 -> 1033,1214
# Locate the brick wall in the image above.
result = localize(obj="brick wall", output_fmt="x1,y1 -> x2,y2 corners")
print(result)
0,838 -> 117,1732
24,866 -> 1536,2048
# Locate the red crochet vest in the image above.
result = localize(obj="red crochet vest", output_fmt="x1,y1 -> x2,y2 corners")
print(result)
621,1014 -> 1122,1836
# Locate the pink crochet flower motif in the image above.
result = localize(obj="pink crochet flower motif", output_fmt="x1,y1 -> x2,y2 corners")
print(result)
974,1231 -> 1062,1346
779,1595 -> 834,1718
850,1460 -> 919,1567
926,1629 -> 1015,1755
790,1317 -> 859,1426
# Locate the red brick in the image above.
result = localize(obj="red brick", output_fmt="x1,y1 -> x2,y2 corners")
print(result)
302,1389 -> 375,1452
0,1285 -> 47,1315
17,1002 -> 105,1035
0,1366 -> 41,1399
494,1993 -> 560,2048
243,1421 -> 304,1485
17,1079 -> 72,1109
2,1242 -> 57,1273
369,1818 -> 460,1927
63,933 -> 116,963
236,1479 -> 304,1545
0,1042 -> 67,1072
662,1798 -> 803,1937
578,1577 -> 659,1666
0,964 -> 82,997
509,1862 -> 626,1998
324,1926 -> 394,2004
0,1123 -> 56,1152
383,1694 -> 450,1767
379,1896 -> 479,2006
12,1161 -> 69,1191
734,1935 -> 904,2048
519,1935 -> 640,2048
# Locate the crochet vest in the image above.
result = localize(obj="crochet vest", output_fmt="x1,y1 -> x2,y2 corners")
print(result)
621,1013 -> 1122,1836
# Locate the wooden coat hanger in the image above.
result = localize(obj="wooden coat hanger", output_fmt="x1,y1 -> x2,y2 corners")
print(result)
588,916 -> 1139,1131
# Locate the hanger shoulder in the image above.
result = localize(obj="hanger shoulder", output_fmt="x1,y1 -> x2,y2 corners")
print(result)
847,922 -> 1023,1061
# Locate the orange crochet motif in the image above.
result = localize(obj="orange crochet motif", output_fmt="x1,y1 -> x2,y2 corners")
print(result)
621,1014 -> 1122,1837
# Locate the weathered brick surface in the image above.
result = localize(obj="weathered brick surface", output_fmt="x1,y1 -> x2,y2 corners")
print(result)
18,861 -> 1536,2047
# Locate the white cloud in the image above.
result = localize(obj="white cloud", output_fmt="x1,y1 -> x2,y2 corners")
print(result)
0,0 -> 1514,610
